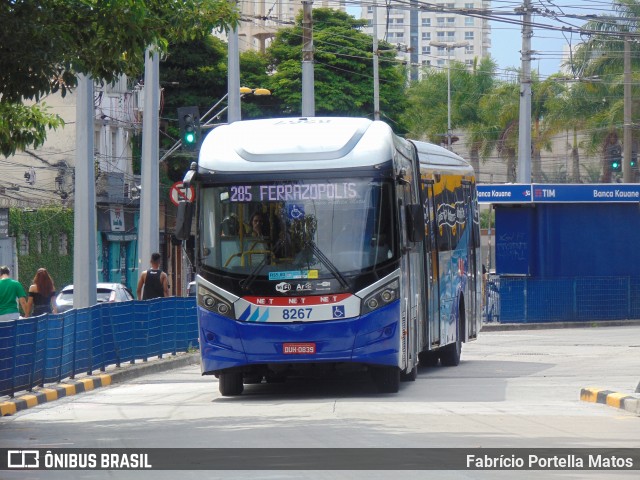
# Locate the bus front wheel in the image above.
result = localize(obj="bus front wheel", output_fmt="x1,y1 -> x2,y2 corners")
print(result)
371,366 -> 400,393
219,371 -> 244,396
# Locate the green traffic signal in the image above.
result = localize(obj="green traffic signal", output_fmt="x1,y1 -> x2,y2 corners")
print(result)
183,118 -> 196,144
177,107 -> 200,151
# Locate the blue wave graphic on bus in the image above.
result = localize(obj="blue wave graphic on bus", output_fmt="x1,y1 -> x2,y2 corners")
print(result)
239,305 -> 270,322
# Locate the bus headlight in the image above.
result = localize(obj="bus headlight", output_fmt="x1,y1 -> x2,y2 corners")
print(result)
361,279 -> 399,314
197,285 -> 234,319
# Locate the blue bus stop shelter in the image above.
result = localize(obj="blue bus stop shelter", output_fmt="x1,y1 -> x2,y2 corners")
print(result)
477,184 -> 640,323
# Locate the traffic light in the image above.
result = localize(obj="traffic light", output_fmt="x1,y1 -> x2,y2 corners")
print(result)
178,106 -> 200,150
631,150 -> 637,169
608,144 -> 622,173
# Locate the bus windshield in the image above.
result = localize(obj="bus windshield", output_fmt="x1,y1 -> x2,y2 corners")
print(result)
199,178 -> 397,283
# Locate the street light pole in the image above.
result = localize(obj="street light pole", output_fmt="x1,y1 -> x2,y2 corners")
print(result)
430,41 -> 468,150
446,46 -> 452,149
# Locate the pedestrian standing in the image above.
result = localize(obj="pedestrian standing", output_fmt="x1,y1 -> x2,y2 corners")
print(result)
26,268 -> 57,316
136,252 -> 169,300
0,266 -> 28,321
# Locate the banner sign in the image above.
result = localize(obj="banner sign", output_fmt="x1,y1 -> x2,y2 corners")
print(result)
2,448 -> 639,471
478,184 -> 640,203
477,184 -> 532,203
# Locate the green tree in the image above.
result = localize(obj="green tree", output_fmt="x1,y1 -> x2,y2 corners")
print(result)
566,0 -> 640,182
401,66 -> 450,144
157,37 -> 278,184
239,50 -> 281,119
0,0 -> 237,157
402,57 -> 497,175
544,77 -> 604,183
478,80 -> 520,182
265,8 -> 407,120
530,75 -> 566,182
159,36 -> 230,183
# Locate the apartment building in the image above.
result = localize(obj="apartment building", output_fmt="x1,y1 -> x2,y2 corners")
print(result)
229,0 -> 346,53
360,1 -> 491,77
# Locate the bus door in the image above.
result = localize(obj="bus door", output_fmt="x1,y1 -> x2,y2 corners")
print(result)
462,181 -> 478,338
397,168 -> 420,372
420,179 -> 440,347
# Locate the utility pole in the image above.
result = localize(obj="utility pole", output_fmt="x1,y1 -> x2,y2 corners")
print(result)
228,2 -> 241,123
372,1 -> 380,120
138,47 -> 160,282
517,0 -> 532,184
301,0 -> 315,117
623,36 -> 633,183
73,74 -> 97,309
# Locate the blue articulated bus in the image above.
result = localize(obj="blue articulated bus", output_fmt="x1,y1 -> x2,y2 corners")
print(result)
175,117 -> 482,396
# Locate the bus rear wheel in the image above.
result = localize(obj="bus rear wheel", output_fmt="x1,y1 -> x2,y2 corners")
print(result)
371,366 -> 400,393
219,372 -> 244,396
440,302 -> 464,367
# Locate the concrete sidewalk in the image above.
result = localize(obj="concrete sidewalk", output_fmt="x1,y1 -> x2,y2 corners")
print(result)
0,352 -> 200,416
481,320 -> 640,416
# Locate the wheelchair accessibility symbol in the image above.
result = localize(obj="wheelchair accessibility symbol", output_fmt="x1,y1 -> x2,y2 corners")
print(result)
287,204 -> 305,220
332,306 -> 345,318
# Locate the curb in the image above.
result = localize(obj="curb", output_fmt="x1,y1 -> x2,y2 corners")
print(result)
481,319 -> 640,332
0,352 -> 200,417
580,387 -> 640,416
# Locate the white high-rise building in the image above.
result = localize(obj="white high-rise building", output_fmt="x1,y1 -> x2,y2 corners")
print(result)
360,1 -> 491,77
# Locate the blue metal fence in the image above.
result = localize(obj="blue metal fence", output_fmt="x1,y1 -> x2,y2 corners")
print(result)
488,275 -> 640,323
0,297 -> 197,397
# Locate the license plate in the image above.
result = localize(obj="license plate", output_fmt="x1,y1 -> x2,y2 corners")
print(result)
283,342 -> 316,354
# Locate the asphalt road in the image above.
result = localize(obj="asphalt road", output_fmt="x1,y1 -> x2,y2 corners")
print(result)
1,325 -> 639,480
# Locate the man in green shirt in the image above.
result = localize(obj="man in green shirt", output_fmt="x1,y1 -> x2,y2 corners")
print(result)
0,265 -> 28,321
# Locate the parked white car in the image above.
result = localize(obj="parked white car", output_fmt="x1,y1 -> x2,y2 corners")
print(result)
56,283 -> 135,313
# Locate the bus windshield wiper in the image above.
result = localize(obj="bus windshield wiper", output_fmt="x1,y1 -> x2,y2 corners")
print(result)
303,240 -> 349,290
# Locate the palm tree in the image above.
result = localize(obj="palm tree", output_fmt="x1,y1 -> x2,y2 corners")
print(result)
545,77 -> 608,183
565,0 -> 640,182
401,57 -> 497,176
455,57 -> 497,175
478,79 -> 520,182
401,66 -> 450,145
530,75 -> 566,182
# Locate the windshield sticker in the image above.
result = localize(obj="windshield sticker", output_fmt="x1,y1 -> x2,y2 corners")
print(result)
275,282 -> 292,293
269,270 -> 319,281
287,203 -> 305,220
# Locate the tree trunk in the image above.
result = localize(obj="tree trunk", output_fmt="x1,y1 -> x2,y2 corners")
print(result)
532,148 -> 542,182
470,144 -> 480,178
507,153 -> 517,182
572,128 -> 580,183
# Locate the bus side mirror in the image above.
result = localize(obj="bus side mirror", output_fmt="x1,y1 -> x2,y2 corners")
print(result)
405,204 -> 424,243
175,200 -> 194,241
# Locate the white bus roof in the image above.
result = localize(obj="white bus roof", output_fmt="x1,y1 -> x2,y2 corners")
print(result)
198,117 -> 399,172
411,140 -> 474,174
